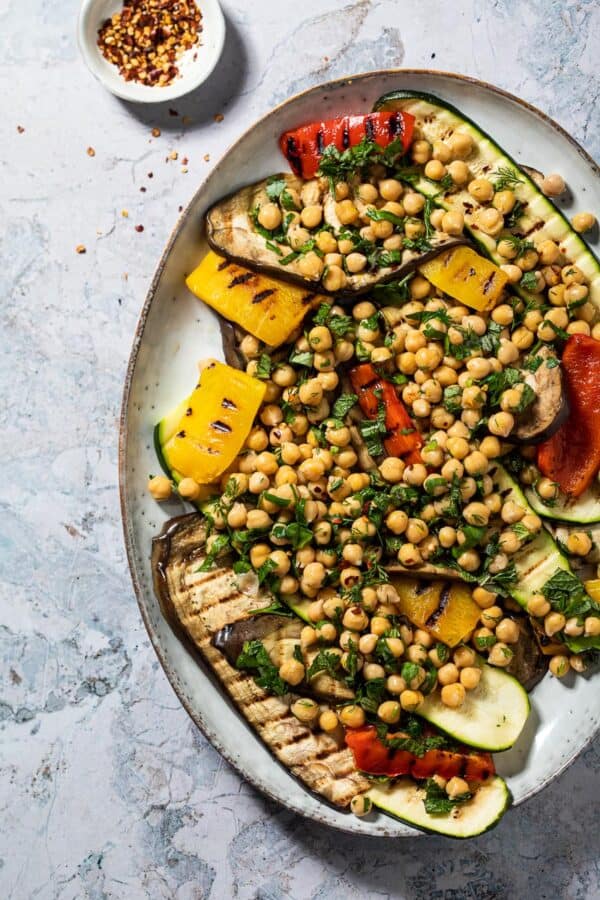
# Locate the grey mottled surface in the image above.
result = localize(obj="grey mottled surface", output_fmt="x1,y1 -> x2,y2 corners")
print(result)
1,0 -> 599,897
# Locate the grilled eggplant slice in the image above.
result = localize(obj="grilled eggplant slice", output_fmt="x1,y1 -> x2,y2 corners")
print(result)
512,348 -> 568,444
206,175 -> 467,296
213,614 -> 354,703
152,514 -> 368,806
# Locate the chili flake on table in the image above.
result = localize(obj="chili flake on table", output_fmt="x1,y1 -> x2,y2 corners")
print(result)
97,0 -> 203,87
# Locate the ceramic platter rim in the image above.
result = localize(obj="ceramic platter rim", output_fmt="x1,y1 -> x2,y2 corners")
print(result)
119,69 -> 600,838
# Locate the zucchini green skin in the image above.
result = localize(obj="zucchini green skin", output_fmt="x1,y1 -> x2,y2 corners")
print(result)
493,466 -> 600,652
367,775 -> 511,838
416,660 -> 529,752
374,90 -> 600,309
525,483 -> 600,525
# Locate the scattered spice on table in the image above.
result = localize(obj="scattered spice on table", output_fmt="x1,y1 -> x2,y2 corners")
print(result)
75,244 -> 87,254
151,127 -> 161,137
17,125 -> 25,133
97,0 -> 203,87
214,113 -> 224,123
87,146 -> 96,157
135,224 -> 145,232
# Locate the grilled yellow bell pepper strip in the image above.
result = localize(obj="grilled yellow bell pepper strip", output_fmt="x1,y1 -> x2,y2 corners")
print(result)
159,361 -> 266,485
419,246 -> 508,312
186,251 -> 325,346
390,577 -> 481,647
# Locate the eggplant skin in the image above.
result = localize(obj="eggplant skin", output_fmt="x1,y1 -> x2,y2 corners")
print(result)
505,618 -> 548,692
206,175 -> 468,298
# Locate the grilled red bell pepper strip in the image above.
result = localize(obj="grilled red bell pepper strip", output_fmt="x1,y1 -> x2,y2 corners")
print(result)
279,111 -> 415,179
350,363 -> 423,459
345,726 -> 496,781
537,334 -> 600,497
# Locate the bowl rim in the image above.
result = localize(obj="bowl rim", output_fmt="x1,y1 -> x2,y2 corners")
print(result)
77,0 -> 226,104
119,68 -> 600,836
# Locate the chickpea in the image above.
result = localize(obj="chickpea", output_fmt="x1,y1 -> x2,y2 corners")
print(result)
501,500 -> 526,525
456,549 -> 480,572
350,794 -> 372,817
537,477 -> 559,501
363,663 -> 386,684
566,531 -> 593,556
315,230 -> 337,255
447,159 -> 470,185
447,131 -> 473,159
437,662 -> 459,686
487,642 -> 513,668
562,264 -> 586,285
298,379 -> 323,408
302,561 -> 326,590
345,251 -> 367,274
280,657 -> 305,686
495,618 -> 520,644
386,510 -> 408,535
378,700 -> 402,725
441,683 -> 466,708
403,192 -> 425,216
584,616 -> 600,636
429,208 -> 446,230
544,611 -> 566,637
308,325 -> 333,352
148,474 -> 172,500
338,704 -> 366,728
445,436 -> 469,461
404,518 -> 428,545
547,655 -> 569,678
258,202 -> 282,231
335,199 -> 360,226
397,543 -> 423,567
488,411 -> 514,438
424,159 -> 446,181
462,502 -> 490,528
341,606 -> 368,633
400,689 -> 424,712
441,210 -> 464,235
322,265 -> 347,292
541,173 -> 565,197
572,212 -> 596,233
493,189 -> 517,215
378,456 -> 405,484
334,181 -> 350,200
468,177 -> 494,203
478,207 -> 504,236
526,593 -> 550,618
445,776 -> 470,800
319,709 -> 339,733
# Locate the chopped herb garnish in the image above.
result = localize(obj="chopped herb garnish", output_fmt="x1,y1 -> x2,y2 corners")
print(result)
332,393 -> 358,419
197,534 -> 230,571
423,778 -> 472,815
492,165 -> 524,192
256,353 -> 272,380
307,649 -> 342,680
236,640 -> 287,696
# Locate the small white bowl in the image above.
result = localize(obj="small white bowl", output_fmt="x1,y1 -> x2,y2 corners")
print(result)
77,0 -> 225,103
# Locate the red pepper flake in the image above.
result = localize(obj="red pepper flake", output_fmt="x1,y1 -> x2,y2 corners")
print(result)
147,172 -> 154,178
17,125 -> 25,133
135,225 -> 144,233
87,146 -> 96,157
182,156 -> 188,165
168,108 -> 179,117
140,186 -> 147,192
97,0 -> 203,87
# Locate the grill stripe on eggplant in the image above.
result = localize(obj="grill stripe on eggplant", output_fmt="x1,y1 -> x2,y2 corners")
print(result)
152,513 -> 369,807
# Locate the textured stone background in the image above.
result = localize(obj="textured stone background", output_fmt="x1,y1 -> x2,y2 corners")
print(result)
1,0 -> 599,897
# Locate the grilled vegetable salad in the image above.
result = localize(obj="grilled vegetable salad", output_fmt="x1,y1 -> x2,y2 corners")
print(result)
148,92 -> 600,837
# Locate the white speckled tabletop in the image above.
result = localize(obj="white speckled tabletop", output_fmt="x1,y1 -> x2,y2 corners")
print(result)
1,1 -> 599,897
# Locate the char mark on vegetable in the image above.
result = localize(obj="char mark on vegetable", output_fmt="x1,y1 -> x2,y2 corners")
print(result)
210,420 -> 233,433
252,289 -> 277,304
221,397 -> 237,410
426,583 -> 452,628
229,272 -> 256,288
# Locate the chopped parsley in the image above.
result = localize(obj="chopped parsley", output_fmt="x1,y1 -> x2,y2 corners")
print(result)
332,393 -> 358,418
255,353 -> 272,379
236,640 -> 287,696
307,649 -> 342,680
196,534 -> 230,572
491,165 -> 524,192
